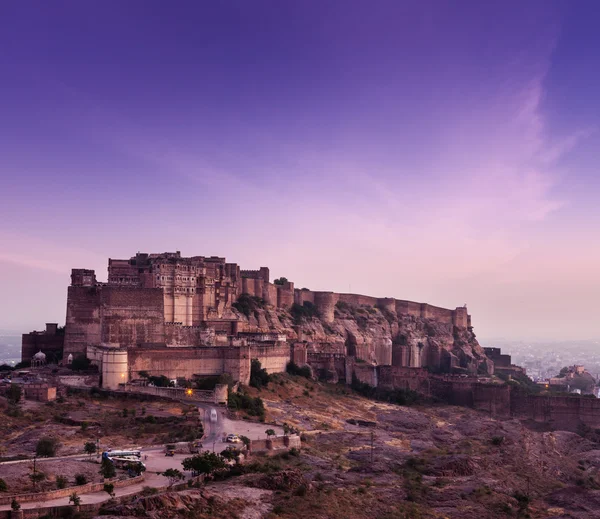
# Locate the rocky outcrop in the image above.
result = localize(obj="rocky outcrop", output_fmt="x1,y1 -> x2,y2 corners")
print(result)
233,298 -> 490,374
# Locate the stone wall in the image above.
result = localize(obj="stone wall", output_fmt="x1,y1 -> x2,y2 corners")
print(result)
293,289 -> 470,329
249,434 -> 301,454
21,325 -> 64,363
511,393 -> 600,432
127,346 -> 250,383
0,475 -> 144,505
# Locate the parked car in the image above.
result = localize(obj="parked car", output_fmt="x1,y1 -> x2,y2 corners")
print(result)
226,434 -> 241,443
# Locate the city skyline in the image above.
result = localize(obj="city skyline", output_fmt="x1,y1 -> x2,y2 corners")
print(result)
2,1 -> 600,339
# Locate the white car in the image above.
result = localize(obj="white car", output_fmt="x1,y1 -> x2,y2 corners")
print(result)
210,409 -> 218,422
226,434 -> 241,443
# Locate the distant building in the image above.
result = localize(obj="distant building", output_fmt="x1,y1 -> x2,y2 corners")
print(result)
21,323 -> 64,364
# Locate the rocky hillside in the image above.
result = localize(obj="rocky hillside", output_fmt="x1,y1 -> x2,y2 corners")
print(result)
232,295 -> 490,374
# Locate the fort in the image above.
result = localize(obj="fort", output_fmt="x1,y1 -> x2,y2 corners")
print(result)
20,250 -> 600,433
23,251 -> 476,388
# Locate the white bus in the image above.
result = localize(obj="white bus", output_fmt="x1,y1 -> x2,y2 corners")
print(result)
102,449 -> 141,460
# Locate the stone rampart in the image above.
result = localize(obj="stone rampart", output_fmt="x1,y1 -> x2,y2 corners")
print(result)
511,393 -> 600,432
249,343 -> 291,374
0,475 -> 144,505
293,290 -> 469,329
249,434 -> 301,454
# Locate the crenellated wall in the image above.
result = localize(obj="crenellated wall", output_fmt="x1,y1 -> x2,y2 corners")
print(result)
293,289 -> 471,329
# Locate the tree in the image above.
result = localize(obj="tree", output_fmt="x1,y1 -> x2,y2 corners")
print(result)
274,277 -> 288,285
103,483 -> 115,497
100,457 -> 116,479
69,492 -> 81,506
84,441 -> 97,458
250,359 -> 270,390
71,356 -> 91,371
265,429 -> 276,437
220,448 -> 240,461
56,475 -> 67,489
182,452 -> 227,476
0,478 -> 7,492
6,384 -> 22,405
75,474 -> 87,485
10,499 -> 20,512
36,436 -> 60,457
29,471 -> 45,490
162,468 -> 184,486
239,435 -> 251,448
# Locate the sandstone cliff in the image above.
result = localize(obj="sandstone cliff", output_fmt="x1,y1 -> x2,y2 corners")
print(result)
232,296 -> 490,374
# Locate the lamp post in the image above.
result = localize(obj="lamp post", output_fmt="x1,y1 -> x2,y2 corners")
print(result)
96,437 -> 100,459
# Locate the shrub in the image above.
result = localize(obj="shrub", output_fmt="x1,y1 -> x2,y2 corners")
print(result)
71,356 -> 91,371
75,474 -> 87,486
0,478 -> 7,492
228,390 -> 265,419
103,483 -> 114,496
232,293 -> 265,318
36,436 -> 60,457
6,384 -> 22,404
286,361 -> 312,379
100,457 -> 116,479
84,441 -> 97,457
69,492 -> 81,506
11,499 -> 20,511
182,452 -> 227,476
274,277 -> 288,285
491,436 -> 505,446
290,302 -> 319,324
56,475 -> 68,489
250,359 -> 270,389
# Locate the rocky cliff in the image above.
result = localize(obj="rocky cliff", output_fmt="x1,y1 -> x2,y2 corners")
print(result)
232,296 -> 491,374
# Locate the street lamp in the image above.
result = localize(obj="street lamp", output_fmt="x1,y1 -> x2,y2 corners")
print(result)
186,389 -> 193,397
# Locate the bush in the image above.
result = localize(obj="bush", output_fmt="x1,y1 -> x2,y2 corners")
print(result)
100,457 -> 116,479
56,475 -> 68,489
36,436 -> 60,457
6,384 -> 22,404
250,359 -> 270,389
71,356 -> 91,371
274,277 -> 288,285
75,474 -> 87,486
290,302 -> 319,324
0,478 -> 7,492
351,374 -> 422,406
286,361 -> 312,379
103,483 -> 115,496
228,390 -> 265,419
232,293 -> 265,318
182,452 -> 227,475
491,436 -> 504,446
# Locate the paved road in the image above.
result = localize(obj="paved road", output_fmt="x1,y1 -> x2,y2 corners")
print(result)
0,406 -> 283,512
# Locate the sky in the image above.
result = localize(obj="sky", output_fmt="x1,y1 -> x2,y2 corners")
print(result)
1,1 -> 599,340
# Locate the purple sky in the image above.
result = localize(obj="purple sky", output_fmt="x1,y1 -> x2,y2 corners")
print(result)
1,1 -> 599,340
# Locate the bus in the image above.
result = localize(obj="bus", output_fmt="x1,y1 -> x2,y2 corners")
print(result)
102,449 -> 142,460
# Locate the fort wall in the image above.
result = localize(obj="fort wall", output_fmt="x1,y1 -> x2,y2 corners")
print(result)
21,324 -> 64,363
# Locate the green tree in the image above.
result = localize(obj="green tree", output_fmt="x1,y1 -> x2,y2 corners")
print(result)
181,452 -> 226,476
75,474 -> 87,485
71,356 -> 91,371
29,471 -> 45,490
6,384 -> 22,405
220,448 -> 240,461
69,492 -> 81,506
55,475 -> 67,489
250,359 -> 270,389
103,483 -> 115,497
100,457 -> 116,479
265,429 -> 276,437
274,277 -> 288,285
162,468 -> 184,486
0,478 -> 7,492
11,499 -> 20,511
36,436 -> 60,457
84,441 -> 97,458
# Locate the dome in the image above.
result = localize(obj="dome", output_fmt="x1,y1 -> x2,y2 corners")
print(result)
33,350 -> 46,360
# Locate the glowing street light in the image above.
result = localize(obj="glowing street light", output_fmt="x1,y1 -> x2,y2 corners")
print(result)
186,389 -> 193,396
